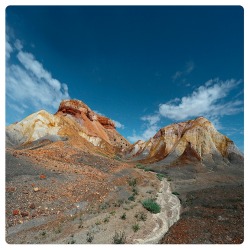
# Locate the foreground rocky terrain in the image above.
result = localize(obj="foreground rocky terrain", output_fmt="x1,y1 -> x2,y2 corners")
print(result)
6,99 -> 244,244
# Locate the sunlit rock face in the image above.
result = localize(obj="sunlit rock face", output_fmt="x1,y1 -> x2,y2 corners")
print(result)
6,99 -> 130,153
125,117 -> 243,166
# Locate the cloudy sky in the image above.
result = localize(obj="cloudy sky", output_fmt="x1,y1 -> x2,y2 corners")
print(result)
6,6 -> 244,151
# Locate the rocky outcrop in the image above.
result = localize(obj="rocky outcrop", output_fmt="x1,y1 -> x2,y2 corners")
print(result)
125,117 -> 243,166
97,116 -> 115,129
6,99 -> 130,154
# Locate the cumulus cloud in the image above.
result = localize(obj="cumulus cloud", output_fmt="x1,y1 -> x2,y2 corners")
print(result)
128,78 -> 243,142
112,120 -> 125,129
128,114 -> 160,143
172,61 -> 195,81
6,38 -> 70,119
6,35 -> 13,59
159,78 -> 243,121
141,114 -> 160,126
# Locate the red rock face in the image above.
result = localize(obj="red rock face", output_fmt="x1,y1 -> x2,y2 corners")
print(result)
56,99 -> 115,129
97,115 -> 115,129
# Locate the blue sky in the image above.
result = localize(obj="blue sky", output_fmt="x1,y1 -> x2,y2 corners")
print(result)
5,6 -> 244,151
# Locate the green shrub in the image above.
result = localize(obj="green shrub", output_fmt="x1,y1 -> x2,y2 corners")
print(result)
128,178 -> 137,187
132,223 -> 140,232
142,199 -> 161,214
156,173 -> 165,181
103,216 -> 110,223
135,211 -> 147,221
113,231 -> 126,244
135,163 -> 144,169
172,191 -> 180,196
120,212 -> 126,220
86,232 -> 94,243
132,188 -> 138,195
128,195 -> 135,201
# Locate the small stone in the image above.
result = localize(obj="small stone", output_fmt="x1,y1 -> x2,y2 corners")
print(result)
33,187 -> 39,192
13,209 -> 20,216
40,174 -> 46,179
6,187 -> 16,192
29,203 -> 35,209
21,211 -> 29,217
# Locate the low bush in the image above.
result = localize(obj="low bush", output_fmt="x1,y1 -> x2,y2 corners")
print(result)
172,191 -> 180,196
128,178 -> 137,187
132,223 -> 140,232
156,173 -> 165,181
86,232 -> 94,243
120,212 -> 126,220
142,199 -> 161,214
135,211 -> 147,221
113,231 -> 126,244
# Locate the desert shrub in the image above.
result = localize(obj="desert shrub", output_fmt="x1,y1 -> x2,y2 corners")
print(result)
132,188 -> 138,195
156,173 -> 165,181
103,216 -> 110,223
86,232 -> 94,243
132,223 -> 140,232
110,211 -> 116,216
128,195 -> 135,201
113,231 -> 126,244
128,178 -> 137,187
120,212 -> 126,220
142,199 -> 161,214
172,191 -> 180,196
99,202 -> 109,210
136,163 -> 145,169
135,211 -> 147,221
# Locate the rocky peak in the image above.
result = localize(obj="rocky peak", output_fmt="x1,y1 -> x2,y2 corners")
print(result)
56,99 -> 115,129
125,116 -> 243,166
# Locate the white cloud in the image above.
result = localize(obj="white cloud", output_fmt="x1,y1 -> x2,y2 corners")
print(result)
127,114 -> 160,143
6,35 -> 13,59
172,61 -> 195,81
128,78 -> 243,143
112,120 -> 125,129
6,38 -> 70,118
14,39 -> 23,51
141,114 -> 160,126
128,123 -> 159,143
159,78 -> 242,121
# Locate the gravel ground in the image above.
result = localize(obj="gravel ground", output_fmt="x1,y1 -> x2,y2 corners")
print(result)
160,184 -> 244,244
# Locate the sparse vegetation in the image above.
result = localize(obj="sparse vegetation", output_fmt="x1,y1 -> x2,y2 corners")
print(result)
113,231 -> 126,244
41,231 -> 46,236
99,202 -> 110,210
135,163 -> 144,169
132,188 -> 138,195
156,173 -> 166,181
110,211 -> 116,216
95,220 -> 101,225
120,212 -> 126,220
128,194 -> 135,201
128,177 -> 137,187
114,155 -> 122,161
142,199 -> 161,214
135,211 -> 147,221
103,216 -> 110,223
54,225 -> 62,234
116,199 -> 125,206
86,232 -> 94,243
132,223 -> 140,232
172,191 -> 180,196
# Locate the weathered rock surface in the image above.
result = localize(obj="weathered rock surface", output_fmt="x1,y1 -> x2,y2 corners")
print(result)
125,117 -> 243,166
6,99 -> 130,155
